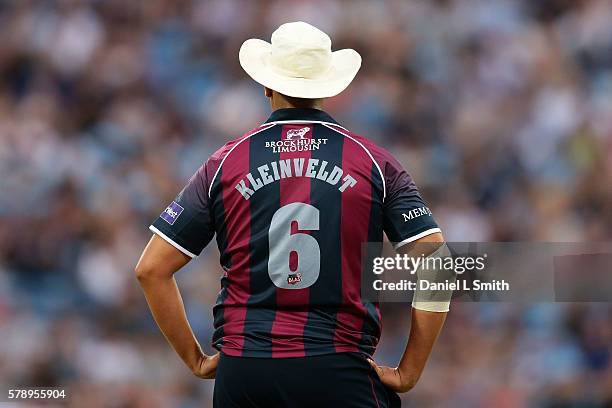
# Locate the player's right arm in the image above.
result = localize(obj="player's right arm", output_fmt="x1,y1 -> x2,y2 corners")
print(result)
135,161 -> 219,379
135,235 -> 219,379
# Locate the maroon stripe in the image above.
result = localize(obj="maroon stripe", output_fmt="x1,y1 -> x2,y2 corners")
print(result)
218,136 -> 253,356
334,134 -> 371,352
270,124 -> 313,357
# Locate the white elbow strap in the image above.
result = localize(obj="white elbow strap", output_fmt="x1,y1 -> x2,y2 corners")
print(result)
411,243 -> 455,313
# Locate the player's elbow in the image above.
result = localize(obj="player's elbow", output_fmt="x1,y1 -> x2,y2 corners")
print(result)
134,261 -> 165,282
134,262 -> 151,282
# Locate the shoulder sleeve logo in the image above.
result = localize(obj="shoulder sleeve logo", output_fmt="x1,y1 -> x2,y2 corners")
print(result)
402,206 -> 433,222
160,201 -> 185,225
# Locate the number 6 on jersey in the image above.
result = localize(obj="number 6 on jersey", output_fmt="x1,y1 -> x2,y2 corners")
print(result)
268,203 -> 320,289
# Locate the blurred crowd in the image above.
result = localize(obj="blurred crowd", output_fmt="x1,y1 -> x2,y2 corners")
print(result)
1,0 -> 611,406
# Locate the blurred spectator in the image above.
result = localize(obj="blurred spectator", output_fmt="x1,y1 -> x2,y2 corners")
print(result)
1,0 -> 611,406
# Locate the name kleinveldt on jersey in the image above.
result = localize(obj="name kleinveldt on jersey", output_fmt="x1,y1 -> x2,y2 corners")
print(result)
235,157 -> 357,200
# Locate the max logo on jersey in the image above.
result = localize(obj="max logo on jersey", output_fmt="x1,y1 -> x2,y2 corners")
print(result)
161,201 -> 184,225
286,127 -> 309,140
287,273 -> 302,285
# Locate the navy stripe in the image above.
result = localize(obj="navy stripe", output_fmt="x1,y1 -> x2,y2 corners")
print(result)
359,163 -> 384,354
242,126 -> 281,356
211,165 -> 230,351
303,124 -> 344,356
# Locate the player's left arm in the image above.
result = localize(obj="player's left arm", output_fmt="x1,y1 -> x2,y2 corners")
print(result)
135,162 -> 218,379
368,148 -> 450,392
369,232 -> 447,393
135,235 -> 219,379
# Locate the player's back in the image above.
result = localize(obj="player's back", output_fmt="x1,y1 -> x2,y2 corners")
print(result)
150,108 -> 440,359
206,108 -> 384,358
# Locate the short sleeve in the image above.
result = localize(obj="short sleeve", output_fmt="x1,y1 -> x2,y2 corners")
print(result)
381,155 -> 440,249
150,163 -> 215,258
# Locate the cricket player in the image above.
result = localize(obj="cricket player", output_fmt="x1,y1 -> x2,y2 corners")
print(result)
136,21 -> 450,407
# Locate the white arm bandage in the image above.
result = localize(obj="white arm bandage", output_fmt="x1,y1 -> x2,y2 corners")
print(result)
411,243 -> 455,313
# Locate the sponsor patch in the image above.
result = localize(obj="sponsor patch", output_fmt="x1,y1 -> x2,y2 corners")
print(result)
265,125 -> 327,153
286,126 -> 310,140
160,201 -> 184,225
402,206 -> 433,222
287,273 -> 302,285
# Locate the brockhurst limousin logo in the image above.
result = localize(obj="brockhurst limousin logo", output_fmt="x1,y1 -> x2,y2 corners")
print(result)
265,125 -> 328,153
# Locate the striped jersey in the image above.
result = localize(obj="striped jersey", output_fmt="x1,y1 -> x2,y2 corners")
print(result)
150,108 -> 440,358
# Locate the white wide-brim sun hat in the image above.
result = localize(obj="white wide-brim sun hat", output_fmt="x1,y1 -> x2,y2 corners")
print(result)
239,21 -> 362,99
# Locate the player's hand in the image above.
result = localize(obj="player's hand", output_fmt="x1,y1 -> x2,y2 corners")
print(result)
192,352 -> 220,379
368,359 -> 417,393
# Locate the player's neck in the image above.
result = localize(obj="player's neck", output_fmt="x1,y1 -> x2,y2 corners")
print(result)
270,95 -> 324,111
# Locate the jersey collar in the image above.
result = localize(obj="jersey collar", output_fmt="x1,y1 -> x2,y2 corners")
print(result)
264,108 -> 340,126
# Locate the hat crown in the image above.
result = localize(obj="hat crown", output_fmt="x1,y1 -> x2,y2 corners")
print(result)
270,22 -> 332,80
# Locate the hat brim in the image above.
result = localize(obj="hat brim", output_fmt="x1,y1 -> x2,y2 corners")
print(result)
239,39 -> 362,99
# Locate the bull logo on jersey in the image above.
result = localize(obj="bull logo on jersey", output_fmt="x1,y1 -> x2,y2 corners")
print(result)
285,127 -> 310,140
287,273 -> 302,285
